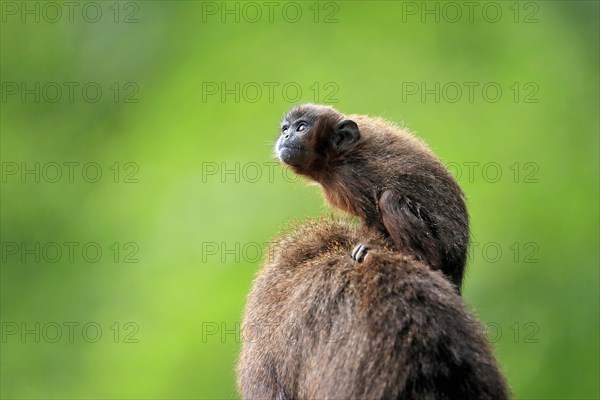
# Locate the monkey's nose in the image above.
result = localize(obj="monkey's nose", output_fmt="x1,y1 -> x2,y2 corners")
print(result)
284,134 -> 290,139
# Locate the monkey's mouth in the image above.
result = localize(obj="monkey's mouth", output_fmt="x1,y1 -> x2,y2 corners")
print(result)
276,144 -> 304,166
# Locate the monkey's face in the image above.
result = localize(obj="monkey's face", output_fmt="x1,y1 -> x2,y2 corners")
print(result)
275,104 -> 361,177
275,116 -> 312,168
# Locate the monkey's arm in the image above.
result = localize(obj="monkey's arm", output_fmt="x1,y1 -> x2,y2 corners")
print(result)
378,189 -> 440,268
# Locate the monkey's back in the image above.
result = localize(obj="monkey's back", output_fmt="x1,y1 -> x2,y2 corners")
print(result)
237,219 -> 509,400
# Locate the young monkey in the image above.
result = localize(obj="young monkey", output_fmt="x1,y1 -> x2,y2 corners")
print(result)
275,104 -> 469,290
237,220 -> 510,400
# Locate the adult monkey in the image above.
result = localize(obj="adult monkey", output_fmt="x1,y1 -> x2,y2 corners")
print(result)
275,103 -> 469,290
237,220 -> 510,400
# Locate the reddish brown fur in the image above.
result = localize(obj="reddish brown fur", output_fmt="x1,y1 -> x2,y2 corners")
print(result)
237,219 -> 510,399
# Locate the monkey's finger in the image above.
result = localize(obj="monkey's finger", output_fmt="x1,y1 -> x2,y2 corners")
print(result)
351,243 -> 372,263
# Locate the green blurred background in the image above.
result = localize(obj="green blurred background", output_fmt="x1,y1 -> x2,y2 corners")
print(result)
1,1 -> 598,399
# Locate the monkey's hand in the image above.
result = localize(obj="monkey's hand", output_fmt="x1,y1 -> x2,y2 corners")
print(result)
378,189 -> 441,268
351,243 -> 372,263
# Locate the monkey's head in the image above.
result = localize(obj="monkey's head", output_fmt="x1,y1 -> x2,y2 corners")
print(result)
275,104 -> 360,178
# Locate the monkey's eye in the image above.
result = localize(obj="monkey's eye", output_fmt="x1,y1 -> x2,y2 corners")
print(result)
297,122 -> 308,132
281,125 -> 289,133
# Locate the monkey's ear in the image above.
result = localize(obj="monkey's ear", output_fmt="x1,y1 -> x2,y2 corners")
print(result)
333,119 -> 360,151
